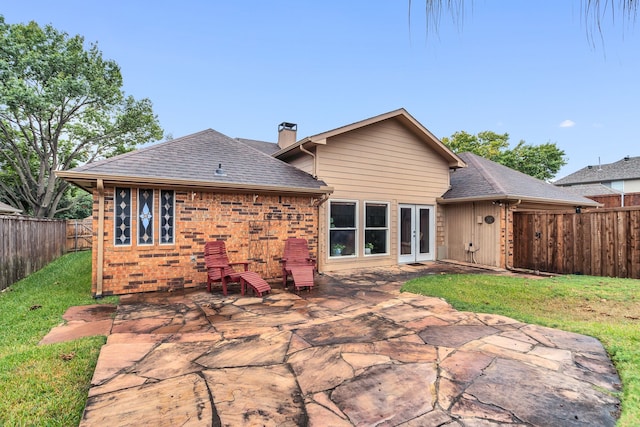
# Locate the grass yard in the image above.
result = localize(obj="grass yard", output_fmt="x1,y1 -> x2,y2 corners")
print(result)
0,251 -> 117,426
402,273 -> 640,427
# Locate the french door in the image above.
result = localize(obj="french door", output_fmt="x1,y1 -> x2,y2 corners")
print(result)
398,204 -> 434,263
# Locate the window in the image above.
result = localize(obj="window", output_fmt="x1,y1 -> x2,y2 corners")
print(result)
365,202 -> 388,255
160,190 -> 175,244
138,189 -> 154,245
329,201 -> 357,257
114,188 -> 131,245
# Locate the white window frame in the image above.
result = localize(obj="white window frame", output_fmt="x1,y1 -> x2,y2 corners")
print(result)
328,199 -> 358,258
364,201 -> 390,256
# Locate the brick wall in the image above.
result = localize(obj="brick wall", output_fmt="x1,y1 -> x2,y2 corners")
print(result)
93,187 -> 318,295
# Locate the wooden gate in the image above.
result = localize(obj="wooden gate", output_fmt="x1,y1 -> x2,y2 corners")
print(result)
513,208 -> 640,278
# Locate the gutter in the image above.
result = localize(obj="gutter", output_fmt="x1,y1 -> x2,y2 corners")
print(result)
96,179 -> 105,298
299,144 -> 317,178
56,171 -> 334,195
437,194 -> 600,208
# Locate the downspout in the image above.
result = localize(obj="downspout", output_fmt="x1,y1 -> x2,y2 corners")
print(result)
96,179 -> 105,298
504,199 -> 521,270
299,144 -> 317,178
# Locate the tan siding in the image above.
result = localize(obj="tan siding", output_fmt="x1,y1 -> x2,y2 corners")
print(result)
625,179 -> 640,192
315,119 -> 451,272
443,202 -> 501,267
286,154 -> 314,176
317,120 -> 450,202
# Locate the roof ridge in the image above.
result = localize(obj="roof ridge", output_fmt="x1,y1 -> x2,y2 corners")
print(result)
465,152 -> 507,195
234,137 -> 321,178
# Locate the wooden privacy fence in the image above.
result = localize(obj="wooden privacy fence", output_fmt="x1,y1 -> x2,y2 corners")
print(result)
513,207 -> 640,279
0,215 -> 67,291
67,217 -> 93,252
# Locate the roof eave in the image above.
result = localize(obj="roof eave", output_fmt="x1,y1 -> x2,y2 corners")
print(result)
56,171 -> 334,196
437,194 -> 601,207
272,109 -> 466,168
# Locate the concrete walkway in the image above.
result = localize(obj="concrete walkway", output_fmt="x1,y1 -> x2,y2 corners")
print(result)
63,263 -> 620,426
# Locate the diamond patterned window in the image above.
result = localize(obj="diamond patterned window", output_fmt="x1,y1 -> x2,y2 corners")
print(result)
114,188 -> 131,245
138,189 -> 154,245
160,190 -> 174,244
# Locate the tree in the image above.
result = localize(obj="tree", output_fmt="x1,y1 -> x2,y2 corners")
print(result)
0,17 -> 163,218
415,0 -> 637,43
442,131 -> 567,181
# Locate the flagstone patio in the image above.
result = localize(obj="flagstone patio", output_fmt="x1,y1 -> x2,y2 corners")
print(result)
46,263 -> 621,426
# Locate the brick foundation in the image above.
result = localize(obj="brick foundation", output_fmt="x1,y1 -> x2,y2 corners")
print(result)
92,188 -> 318,295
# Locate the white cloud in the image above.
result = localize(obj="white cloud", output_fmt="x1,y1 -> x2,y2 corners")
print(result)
559,119 -> 576,128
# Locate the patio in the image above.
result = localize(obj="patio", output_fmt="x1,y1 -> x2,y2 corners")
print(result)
51,262 -> 620,426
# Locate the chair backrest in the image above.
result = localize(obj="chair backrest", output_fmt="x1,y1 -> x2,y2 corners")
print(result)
204,241 -> 236,280
283,238 -> 311,263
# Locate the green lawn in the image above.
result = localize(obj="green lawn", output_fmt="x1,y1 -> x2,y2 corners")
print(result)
402,273 -> 640,427
0,251 -> 117,426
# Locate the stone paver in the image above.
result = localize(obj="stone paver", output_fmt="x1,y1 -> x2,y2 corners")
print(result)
45,263 -> 621,426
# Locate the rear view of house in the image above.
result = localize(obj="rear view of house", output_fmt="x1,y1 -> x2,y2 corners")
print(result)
58,108 -> 597,296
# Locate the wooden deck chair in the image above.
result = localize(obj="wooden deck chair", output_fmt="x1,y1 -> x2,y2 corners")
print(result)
281,238 -> 316,291
204,241 -> 271,296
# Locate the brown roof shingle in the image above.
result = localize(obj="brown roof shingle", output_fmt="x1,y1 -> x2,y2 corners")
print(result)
442,152 -> 599,206
64,129 -> 329,193
555,156 -> 640,185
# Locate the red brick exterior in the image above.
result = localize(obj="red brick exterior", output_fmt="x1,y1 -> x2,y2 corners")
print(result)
92,187 -> 318,296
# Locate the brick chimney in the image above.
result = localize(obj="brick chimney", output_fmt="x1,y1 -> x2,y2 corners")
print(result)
277,122 -> 297,149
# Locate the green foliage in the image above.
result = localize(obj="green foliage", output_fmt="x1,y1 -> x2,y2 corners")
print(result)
0,251 -> 118,425
402,273 -> 640,426
54,189 -> 93,219
442,130 -> 567,181
0,16 -> 163,218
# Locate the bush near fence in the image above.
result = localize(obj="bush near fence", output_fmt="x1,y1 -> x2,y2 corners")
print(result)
0,215 -> 67,291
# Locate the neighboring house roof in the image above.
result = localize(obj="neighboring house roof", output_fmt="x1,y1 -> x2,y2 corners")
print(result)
440,152 -> 600,207
0,201 -> 22,215
554,156 -> 640,185
273,108 -> 466,169
235,138 -> 279,155
563,183 -> 621,197
57,129 -> 332,195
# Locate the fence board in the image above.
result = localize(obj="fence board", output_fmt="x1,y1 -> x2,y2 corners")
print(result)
66,218 -> 93,251
513,207 -> 640,279
0,215 -> 67,291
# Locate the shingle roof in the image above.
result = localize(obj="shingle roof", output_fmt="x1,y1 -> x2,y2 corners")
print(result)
554,156 -> 640,185
0,201 -> 22,214
563,183 -> 621,197
61,129 -> 330,193
235,138 -> 279,155
441,152 -> 599,206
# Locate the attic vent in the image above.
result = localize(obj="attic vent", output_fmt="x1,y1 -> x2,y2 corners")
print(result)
214,163 -> 226,176
624,155 -> 630,161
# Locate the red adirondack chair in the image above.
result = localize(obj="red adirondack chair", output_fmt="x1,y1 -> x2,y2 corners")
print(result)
204,241 -> 271,296
281,238 -> 316,291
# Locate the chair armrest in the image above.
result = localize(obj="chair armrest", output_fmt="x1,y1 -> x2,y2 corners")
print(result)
229,261 -> 249,271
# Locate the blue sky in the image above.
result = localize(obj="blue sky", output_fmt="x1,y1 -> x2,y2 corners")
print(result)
3,1 -> 639,179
